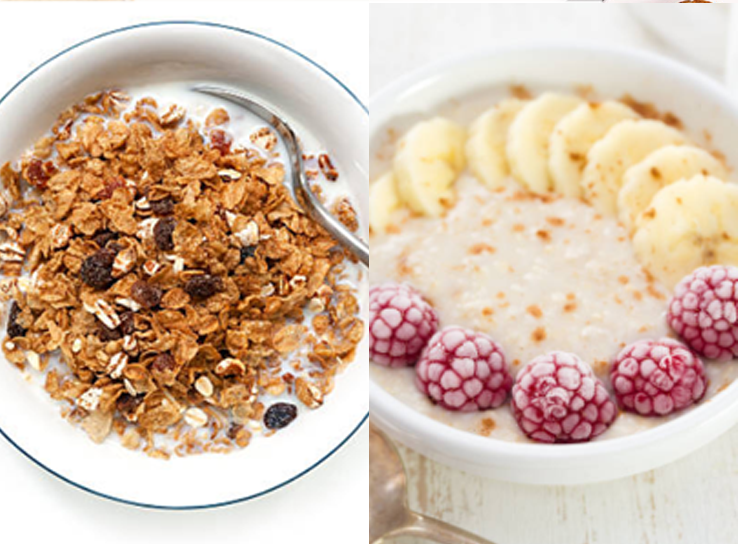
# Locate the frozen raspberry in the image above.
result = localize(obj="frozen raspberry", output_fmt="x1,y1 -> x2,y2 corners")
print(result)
512,352 -> 616,443
611,338 -> 706,416
668,265 -> 738,361
369,283 -> 439,367
415,327 -> 512,411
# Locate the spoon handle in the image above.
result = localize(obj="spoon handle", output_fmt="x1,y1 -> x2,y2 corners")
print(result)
400,511 -> 498,544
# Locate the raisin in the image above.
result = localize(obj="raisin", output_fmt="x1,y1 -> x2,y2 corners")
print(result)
80,247 -> 117,289
264,402 -> 298,430
97,176 -> 127,200
130,280 -> 162,309
26,158 -> 52,189
239,245 -> 256,263
184,274 -> 222,300
98,322 -> 122,342
119,311 -> 135,336
210,129 -> 232,155
150,196 -> 175,216
116,393 -> 142,417
227,423 -> 243,440
151,352 -> 176,374
151,352 -> 178,385
92,230 -> 118,249
7,301 -> 27,338
153,217 -> 176,251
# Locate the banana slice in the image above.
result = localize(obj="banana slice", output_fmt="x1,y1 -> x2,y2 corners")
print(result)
549,101 -> 639,198
581,119 -> 687,215
370,171 -> 400,234
466,98 -> 527,189
393,117 -> 466,217
632,175 -> 738,288
619,145 -> 728,233
506,93 -> 584,194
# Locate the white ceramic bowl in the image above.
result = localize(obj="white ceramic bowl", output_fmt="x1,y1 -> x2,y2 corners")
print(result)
0,22 -> 368,509
370,44 -> 738,485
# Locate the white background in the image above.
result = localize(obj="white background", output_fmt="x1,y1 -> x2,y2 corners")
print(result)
0,2 -> 367,543
372,4 -> 738,544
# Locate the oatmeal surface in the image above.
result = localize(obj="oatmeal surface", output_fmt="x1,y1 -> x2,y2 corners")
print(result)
371,174 -> 738,441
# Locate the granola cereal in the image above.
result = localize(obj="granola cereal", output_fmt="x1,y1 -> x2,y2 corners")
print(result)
0,89 -> 364,458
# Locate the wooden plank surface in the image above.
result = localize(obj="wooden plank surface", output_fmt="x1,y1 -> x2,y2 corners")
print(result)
394,427 -> 738,543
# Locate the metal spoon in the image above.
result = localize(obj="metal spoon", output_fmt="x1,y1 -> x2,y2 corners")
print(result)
192,84 -> 369,267
370,425 -> 498,544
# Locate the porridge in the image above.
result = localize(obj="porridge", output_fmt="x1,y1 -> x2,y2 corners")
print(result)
0,87 -> 364,458
370,87 -> 738,443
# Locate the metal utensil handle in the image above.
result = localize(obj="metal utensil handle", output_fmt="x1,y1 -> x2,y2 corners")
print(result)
399,512 -> 498,544
289,140 -> 370,268
192,85 -> 369,267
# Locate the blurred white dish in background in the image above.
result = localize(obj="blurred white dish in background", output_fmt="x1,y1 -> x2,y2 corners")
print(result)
625,3 -> 729,74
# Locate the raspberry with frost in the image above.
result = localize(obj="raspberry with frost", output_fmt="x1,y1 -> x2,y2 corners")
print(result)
668,265 -> 738,361
511,351 -> 616,443
611,338 -> 706,416
415,326 -> 512,411
369,283 -> 439,367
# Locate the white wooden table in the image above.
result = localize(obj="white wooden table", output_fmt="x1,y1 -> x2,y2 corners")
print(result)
371,4 -> 738,543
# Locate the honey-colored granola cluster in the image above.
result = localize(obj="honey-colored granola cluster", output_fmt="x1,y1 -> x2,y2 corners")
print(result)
0,90 -> 364,458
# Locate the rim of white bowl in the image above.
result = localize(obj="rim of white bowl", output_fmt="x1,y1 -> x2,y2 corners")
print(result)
0,20 -> 368,511
369,42 -> 738,468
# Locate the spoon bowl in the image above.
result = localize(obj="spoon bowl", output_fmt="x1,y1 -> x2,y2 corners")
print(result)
370,425 -> 413,542
369,425 -> 497,544
193,84 -> 369,267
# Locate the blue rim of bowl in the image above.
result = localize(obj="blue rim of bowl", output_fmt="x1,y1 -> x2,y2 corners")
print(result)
0,20 -> 368,511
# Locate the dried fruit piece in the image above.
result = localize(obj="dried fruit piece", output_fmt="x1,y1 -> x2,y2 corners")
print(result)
97,176 -> 127,200
264,402 -> 298,430
92,230 -> 117,249
184,274 -> 222,300
119,310 -> 135,336
7,301 -> 26,338
153,217 -> 176,251
130,280 -> 162,309
150,197 -> 174,216
116,393 -> 142,421
80,247 -> 117,289
239,245 -> 256,262
210,129 -> 233,155
98,322 -> 122,342
25,158 -> 52,189
151,352 -> 177,385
